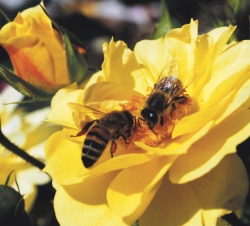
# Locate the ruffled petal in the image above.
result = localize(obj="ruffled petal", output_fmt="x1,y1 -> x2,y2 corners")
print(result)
107,156 -> 175,224
169,98 -> 250,183
140,154 -> 248,226
201,40 -> 250,106
78,152 -> 157,177
43,130 -> 84,185
54,172 -> 129,226
164,19 -> 198,71
46,83 -> 83,128
194,25 -> 236,96
102,39 -> 147,94
82,81 -> 144,106
134,37 -> 170,90
174,43 -> 250,138
19,3 -> 52,32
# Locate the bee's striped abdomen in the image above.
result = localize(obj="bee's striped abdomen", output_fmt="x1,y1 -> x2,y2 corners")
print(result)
82,125 -> 110,168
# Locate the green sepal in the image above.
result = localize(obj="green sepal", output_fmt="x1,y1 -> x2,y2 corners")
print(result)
4,171 -> 15,186
0,7 -> 11,23
152,0 -> 174,39
0,65 -> 54,102
40,5 -> 88,84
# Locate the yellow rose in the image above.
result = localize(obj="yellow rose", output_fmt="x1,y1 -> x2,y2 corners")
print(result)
44,20 -> 250,225
0,3 -> 87,99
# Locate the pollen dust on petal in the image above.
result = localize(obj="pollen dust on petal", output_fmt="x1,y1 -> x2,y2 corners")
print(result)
119,94 -> 192,148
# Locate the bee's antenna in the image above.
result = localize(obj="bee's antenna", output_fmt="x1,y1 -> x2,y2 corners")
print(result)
138,117 -> 145,129
151,129 -> 157,135
133,116 -> 137,131
83,105 -> 106,116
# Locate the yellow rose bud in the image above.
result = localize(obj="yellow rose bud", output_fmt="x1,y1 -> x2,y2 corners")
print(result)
0,3 -> 87,100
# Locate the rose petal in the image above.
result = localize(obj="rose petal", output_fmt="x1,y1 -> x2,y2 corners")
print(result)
134,37 -> 170,89
102,38 -> 147,94
82,81 -> 144,105
173,93 -> 230,138
174,56 -> 250,138
107,156 -> 176,224
43,131 -> 84,185
54,172 -> 128,226
164,19 -> 198,70
140,154 -> 248,226
169,100 -> 250,183
78,152 -> 157,177
201,40 -> 250,105
46,84 -> 83,128
19,3 -> 52,32
194,25 -> 236,96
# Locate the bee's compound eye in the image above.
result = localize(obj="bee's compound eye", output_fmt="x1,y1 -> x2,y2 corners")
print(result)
108,118 -> 116,125
119,122 -> 125,127
141,108 -> 158,126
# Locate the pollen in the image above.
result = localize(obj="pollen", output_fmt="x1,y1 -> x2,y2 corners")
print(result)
119,94 -> 192,147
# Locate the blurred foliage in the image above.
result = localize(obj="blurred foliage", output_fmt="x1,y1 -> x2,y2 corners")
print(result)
225,0 -> 250,40
155,0 -> 249,40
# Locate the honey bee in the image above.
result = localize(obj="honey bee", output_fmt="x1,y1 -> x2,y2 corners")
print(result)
139,58 -> 196,132
70,105 -> 134,168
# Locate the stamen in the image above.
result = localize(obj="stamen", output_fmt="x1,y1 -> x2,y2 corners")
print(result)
118,93 -> 192,148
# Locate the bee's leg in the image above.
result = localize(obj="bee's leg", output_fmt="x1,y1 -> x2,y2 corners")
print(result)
138,117 -> 145,128
70,120 -> 97,137
133,116 -> 137,131
110,139 -> 117,158
151,129 -> 157,135
119,134 -> 130,144
173,96 -> 187,104
138,117 -> 157,134
170,96 -> 187,117
170,103 -> 177,117
160,115 -> 164,126
172,103 -> 177,110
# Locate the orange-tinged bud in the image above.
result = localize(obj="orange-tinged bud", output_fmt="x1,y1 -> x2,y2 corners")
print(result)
0,3 -> 88,102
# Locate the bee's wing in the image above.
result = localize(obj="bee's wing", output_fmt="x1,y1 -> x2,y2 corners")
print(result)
68,103 -> 106,120
154,58 -> 178,87
177,67 -> 197,91
153,58 -> 196,95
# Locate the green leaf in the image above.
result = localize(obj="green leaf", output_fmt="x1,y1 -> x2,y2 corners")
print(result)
152,0 -> 173,39
0,65 -> 54,102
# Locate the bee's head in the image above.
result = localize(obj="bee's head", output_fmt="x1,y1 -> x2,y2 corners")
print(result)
147,92 -> 165,112
141,108 -> 158,130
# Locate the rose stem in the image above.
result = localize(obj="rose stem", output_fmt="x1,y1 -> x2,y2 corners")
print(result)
0,127 -> 45,170
222,212 -> 246,226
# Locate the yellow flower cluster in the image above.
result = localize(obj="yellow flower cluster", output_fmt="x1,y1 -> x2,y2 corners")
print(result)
0,86 -> 60,211
45,20 -> 250,225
